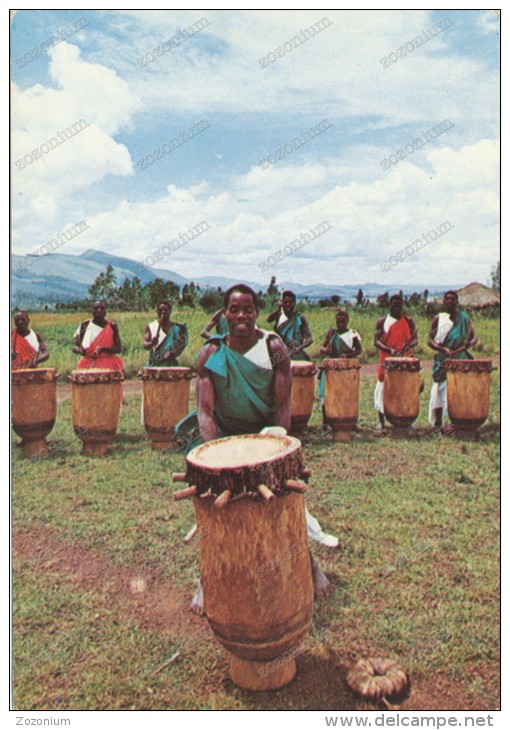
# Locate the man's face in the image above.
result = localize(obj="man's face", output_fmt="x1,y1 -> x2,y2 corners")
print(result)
281,296 -> 295,316
157,303 -> 171,321
389,299 -> 403,319
225,292 -> 258,337
92,301 -> 107,322
336,312 -> 349,332
14,313 -> 29,332
443,293 -> 458,314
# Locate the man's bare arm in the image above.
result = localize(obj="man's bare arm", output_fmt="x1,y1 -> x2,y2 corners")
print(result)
196,343 -> 219,442
35,332 -> 49,364
268,335 -> 291,431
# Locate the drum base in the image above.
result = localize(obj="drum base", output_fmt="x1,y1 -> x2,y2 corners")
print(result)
22,438 -> 48,458
151,439 -> 174,451
454,428 -> 480,441
229,654 -> 296,691
82,442 -> 110,456
390,426 -> 414,440
332,430 -> 352,443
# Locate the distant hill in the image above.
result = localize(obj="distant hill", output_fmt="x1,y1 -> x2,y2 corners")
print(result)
11,249 -> 460,309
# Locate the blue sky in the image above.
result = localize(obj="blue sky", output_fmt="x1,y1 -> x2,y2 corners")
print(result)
10,8 -> 500,287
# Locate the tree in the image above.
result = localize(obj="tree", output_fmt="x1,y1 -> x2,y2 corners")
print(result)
88,264 -> 117,301
266,276 -> 279,308
356,288 -> 364,306
331,295 -> 341,306
490,261 -> 500,292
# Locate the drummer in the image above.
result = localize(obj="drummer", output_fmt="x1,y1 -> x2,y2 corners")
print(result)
11,311 -> 49,370
72,300 -> 124,371
373,295 -> 418,430
319,309 -> 362,418
143,301 -> 188,367
200,308 -> 228,339
267,290 -> 313,361
428,290 -> 477,428
177,284 -> 335,613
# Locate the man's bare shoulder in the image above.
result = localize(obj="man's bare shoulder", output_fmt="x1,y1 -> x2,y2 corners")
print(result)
197,340 -> 220,373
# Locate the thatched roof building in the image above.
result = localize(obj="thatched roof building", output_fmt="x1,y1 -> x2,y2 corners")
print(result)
434,282 -> 500,308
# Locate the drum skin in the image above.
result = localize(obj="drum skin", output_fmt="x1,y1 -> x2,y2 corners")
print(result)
383,358 -> 421,428
12,368 -> 58,457
445,359 -> 493,430
140,367 -> 193,449
290,361 -> 317,433
70,369 -> 123,456
323,358 -> 360,438
194,491 -> 313,687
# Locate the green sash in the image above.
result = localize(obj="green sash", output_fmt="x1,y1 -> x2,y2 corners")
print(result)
277,313 -> 310,361
175,335 -> 275,452
432,311 -> 473,383
146,323 -> 188,367
319,329 -> 353,398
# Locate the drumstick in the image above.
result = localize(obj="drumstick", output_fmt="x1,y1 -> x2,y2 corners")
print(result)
172,472 -> 187,482
214,490 -> 231,509
153,321 -> 162,351
257,484 -> 275,502
173,486 -> 198,500
284,479 -> 308,493
183,524 -> 198,543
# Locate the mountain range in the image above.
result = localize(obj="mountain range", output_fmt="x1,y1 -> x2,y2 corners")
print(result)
11,249 -> 459,309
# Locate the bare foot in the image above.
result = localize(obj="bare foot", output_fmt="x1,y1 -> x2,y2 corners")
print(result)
191,580 -> 205,616
311,555 -> 333,597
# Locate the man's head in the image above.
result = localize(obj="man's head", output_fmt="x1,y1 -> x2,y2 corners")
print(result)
157,301 -> 172,320
336,309 -> 349,332
223,285 -> 259,338
443,290 -> 459,314
14,311 -> 30,334
92,300 -> 107,323
281,290 -> 296,316
389,294 -> 403,319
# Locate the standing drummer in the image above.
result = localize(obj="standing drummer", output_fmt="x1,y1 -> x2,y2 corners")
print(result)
428,290 -> 477,428
267,290 -> 313,361
177,284 -> 335,614
373,295 -> 418,431
72,300 -> 124,371
200,308 -> 229,339
11,311 -> 49,370
143,301 -> 188,367
319,309 -> 362,420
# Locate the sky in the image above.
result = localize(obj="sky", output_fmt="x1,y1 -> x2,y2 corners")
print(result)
10,7 -> 500,288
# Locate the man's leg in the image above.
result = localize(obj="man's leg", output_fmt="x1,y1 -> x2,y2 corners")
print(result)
374,380 -> 386,429
311,553 -> 333,596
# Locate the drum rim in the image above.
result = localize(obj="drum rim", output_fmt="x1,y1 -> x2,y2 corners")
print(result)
186,433 -> 302,473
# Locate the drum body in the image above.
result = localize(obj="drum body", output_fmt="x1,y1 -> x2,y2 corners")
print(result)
70,369 -> 123,456
383,358 -> 421,429
12,368 -> 58,457
188,435 -> 313,690
290,361 -> 317,433
140,367 -> 193,449
323,358 -> 361,442
445,359 -> 493,430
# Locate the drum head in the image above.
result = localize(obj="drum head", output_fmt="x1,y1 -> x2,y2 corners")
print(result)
187,434 -> 301,471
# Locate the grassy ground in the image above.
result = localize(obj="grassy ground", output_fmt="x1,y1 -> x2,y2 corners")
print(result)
12,339 -> 500,710
26,308 -> 500,377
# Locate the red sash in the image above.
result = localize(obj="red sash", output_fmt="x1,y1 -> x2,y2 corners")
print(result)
377,317 -> 414,381
77,321 -> 124,371
12,330 -> 38,370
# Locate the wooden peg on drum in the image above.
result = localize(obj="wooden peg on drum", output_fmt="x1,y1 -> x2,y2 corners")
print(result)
214,490 -> 232,509
257,484 -> 276,502
173,485 -> 198,500
284,479 -> 308,494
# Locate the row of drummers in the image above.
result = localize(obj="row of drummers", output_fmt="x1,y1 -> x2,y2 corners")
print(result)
12,351 -> 494,461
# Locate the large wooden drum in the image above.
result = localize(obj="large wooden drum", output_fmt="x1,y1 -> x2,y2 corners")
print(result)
12,368 -> 58,457
445,359 -> 494,432
70,369 -> 123,456
140,367 -> 193,449
322,358 -> 361,442
174,434 -> 313,691
290,361 -> 317,434
383,357 -> 421,430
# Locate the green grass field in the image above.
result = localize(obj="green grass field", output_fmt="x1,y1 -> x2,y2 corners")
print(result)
12,313 -> 500,711
26,308 -> 500,377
